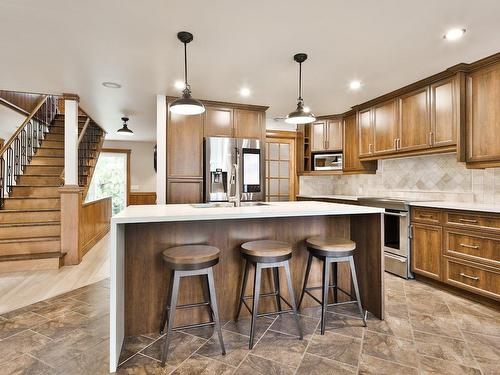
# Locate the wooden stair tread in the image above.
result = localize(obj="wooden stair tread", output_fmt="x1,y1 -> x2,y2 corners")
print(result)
0,236 -> 60,244
0,221 -> 60,228
0,252 -> 66,262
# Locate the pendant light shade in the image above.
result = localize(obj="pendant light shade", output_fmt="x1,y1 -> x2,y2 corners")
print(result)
285,53 -> 316,124
117,117 -> 133,135
170,31 -> 205,115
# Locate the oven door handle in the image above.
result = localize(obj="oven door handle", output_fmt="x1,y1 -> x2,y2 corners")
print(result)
382,211 -> 408,217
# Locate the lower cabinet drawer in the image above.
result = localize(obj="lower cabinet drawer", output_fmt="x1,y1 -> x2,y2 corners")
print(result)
446,211 -> 500,234
444,259 -> 500,300
444,230 -> 500,266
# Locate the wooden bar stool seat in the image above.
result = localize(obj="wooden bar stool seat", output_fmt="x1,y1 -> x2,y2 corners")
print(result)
240,240 -> 292,260
299,236 -> 366,335
236,240 -> 302,349
159,245 -> 225,366
162,245 -> 220,269
305,236 -> 356,257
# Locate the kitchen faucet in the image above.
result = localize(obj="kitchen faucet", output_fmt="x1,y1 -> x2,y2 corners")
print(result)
227,148 -> 241,207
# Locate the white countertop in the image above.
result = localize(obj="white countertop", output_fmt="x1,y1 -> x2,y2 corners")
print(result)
112,201 -> 383,225
296,194 -> 360,201
409,201 -> 500,214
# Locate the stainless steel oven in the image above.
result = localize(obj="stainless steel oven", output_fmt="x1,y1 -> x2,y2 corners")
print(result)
313,153 -> 342,171
358,197 -> 413,279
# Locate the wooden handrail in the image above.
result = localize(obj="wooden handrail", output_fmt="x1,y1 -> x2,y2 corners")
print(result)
0,95 -> 48,155
0,98 -> 30,117
78,107 -> 107,135
78,118 -> 91,144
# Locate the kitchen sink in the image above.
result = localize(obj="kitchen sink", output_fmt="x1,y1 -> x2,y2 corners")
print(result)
191,203 -> 234,208
191,202 -> 270,208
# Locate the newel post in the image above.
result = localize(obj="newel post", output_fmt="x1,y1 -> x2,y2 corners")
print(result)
59,93 -> 82,265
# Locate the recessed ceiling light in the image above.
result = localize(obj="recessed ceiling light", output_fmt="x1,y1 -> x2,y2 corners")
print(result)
443,28 -> 466,41
102,81 -> 121,89
349,80 -> 362,90
240,87 -> 251,97
174,80 -> 186,90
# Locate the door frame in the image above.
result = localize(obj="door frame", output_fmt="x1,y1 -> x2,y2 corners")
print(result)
265,130 -> 297,200
101,148 -> 131,206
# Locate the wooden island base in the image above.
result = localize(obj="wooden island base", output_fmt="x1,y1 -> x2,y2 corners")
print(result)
124,214 -> 383,336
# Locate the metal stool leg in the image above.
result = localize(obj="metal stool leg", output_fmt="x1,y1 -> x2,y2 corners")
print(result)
349,256 -> 366,327
298,252 -> 313,309
320,257 -> 330,335
207,267 -> 226,355
332,262 -> 338,303
249,262 -> 262,349
235,260 -> 249,321
160,271 -> 174,334
273,267 -> 282,312
283,261 -> 303,340
161,271 -> 180,366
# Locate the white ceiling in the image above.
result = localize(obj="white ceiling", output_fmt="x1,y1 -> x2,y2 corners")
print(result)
1,0 -> 499,141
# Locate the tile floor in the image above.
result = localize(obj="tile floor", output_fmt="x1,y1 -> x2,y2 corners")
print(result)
0,274 -> 499,374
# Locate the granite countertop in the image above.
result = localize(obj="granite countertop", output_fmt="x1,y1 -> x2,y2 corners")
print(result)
111,201 -> 383,224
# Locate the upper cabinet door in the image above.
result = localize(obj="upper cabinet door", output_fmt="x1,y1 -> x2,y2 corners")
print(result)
466,61 -> 500,164
431,78 -> 457,148
373,99 -> 398,155
326,120 -> 343,151
398,87 -> 430,151
167,111 -> 204,178
358,109 -> 373,157
343,114 -> 358,171
234,109 -> 263,139
204,107 -> 233,137
311,121 -> 326,152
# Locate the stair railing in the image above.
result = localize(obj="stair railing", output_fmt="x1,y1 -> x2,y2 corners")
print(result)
0,95 -> 58,208
78,121 -> 105,187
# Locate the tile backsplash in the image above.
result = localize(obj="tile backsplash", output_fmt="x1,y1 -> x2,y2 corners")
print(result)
300,153 -> 500,203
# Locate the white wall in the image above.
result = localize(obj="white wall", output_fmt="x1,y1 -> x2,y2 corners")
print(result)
0,104 -> 26,142
103,140 -> 156,192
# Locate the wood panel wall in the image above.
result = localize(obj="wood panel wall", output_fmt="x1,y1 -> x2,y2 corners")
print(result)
129,192 -> 156,205
80,197 -> 112,258
0,90 -> 44,114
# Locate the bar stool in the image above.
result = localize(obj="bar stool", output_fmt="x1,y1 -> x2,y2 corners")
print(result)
159,245 -> 226,366
298,236 -> 366,335
235,240 -> 303,349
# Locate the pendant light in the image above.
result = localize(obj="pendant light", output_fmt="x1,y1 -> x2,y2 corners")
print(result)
117,117 -> 133,135
285,53 -> 316,124
169,31 -> 205,115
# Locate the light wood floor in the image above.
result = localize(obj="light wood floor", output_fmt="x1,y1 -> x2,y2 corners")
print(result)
0,234 -> 110,314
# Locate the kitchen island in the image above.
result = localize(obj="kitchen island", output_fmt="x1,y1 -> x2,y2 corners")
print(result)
109,201 -> 384,372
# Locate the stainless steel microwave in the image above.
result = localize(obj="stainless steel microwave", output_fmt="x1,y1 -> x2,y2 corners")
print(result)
313,153 -> 343,171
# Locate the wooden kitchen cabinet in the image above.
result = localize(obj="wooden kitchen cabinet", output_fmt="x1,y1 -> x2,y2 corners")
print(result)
411,223 -> 442,280
398,87 -> 430,152
311,121 -> 326,152
373,99 -> 399,155
358,108 -> 373,157
234,109 -> 263,139
204,106 -> 233,137
431,77 -> 457,148
167,111 -> 204,178
311,119 -> 343,152
167,179 -> 203,204
343,113 -> 377,173
466,60 -> 500,168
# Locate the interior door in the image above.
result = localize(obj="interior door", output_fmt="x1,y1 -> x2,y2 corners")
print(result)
265,137 -> 296,201
373,99 -> 399,155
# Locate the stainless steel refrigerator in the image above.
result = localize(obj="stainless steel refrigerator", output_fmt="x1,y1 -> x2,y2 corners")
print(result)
204,137 -> 264,202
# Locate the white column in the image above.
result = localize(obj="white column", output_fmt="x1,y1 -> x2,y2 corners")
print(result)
156,94 -> 167,204
64,98 -> 79,185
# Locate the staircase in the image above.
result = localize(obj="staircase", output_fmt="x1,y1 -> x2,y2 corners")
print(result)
0,96 -> 106,273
